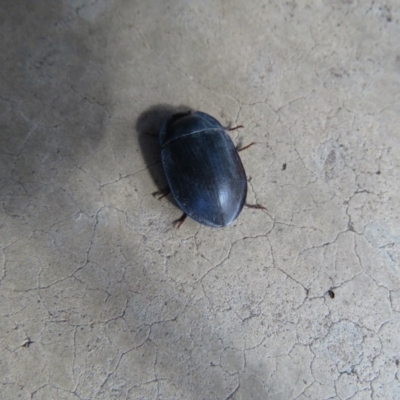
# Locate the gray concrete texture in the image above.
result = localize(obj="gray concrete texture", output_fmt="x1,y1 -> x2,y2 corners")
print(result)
1,0 -> 399,399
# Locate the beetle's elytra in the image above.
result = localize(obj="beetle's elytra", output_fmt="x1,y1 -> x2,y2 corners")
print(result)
160,111 -> 248,228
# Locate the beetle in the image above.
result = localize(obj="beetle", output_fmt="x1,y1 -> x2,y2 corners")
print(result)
159,110 -> 263,228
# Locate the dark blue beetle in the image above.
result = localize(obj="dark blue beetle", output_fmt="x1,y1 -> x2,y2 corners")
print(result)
160,111 -> 250,228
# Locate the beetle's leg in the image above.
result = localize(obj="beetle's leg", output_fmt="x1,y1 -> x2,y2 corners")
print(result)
152,187 -> 171,200
246,203 -> 267,211
238,142 -> 256,152
174,213 -> 187,229
228,125 -> 244,131
228,124 -> 253,151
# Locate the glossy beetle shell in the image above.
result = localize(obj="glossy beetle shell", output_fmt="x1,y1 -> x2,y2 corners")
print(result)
160,111 -> 247,228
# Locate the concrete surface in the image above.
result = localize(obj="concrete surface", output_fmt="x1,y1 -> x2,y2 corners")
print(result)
1,1 -> 400,399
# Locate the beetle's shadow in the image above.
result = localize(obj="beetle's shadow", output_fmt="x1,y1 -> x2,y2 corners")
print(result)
136,104 -> 192,199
